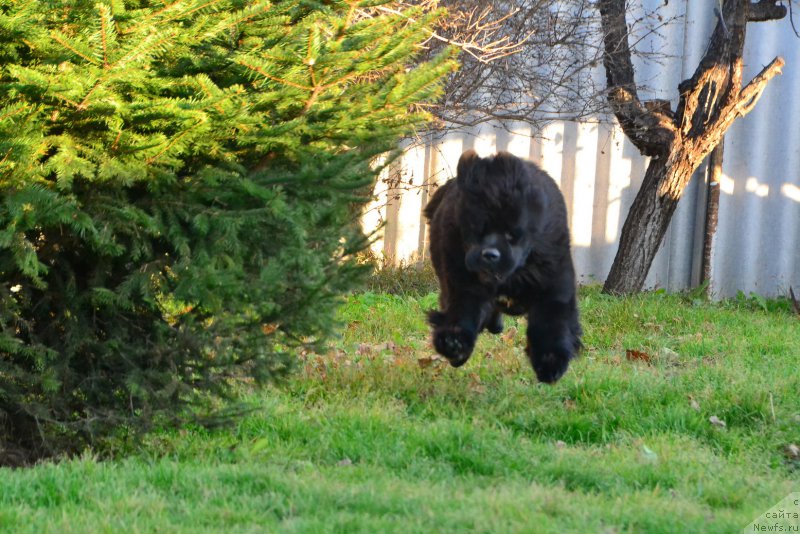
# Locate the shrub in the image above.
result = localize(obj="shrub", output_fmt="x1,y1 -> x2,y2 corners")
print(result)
0,0 -> 455,464
362,254 -> 439,296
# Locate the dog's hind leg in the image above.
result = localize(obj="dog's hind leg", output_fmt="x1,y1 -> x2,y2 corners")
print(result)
484,308 -> 504,334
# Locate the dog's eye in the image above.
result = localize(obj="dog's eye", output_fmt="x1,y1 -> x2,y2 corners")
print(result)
505,230 -> 522,244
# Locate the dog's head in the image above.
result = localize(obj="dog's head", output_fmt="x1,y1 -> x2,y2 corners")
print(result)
455,150 -> 548,285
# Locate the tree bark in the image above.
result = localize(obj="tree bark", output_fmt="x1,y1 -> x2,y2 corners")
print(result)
599,0 -> 785,295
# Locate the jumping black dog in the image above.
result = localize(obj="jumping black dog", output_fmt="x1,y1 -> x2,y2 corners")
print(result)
424,150 -> 582,383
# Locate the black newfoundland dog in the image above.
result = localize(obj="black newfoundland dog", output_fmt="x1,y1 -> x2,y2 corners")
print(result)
424,150 -> 582,383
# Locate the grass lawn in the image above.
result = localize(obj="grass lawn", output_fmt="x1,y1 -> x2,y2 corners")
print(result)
1,287 -> 798,533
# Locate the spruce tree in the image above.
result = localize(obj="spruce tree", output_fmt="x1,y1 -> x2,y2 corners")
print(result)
0,0 -> 455,464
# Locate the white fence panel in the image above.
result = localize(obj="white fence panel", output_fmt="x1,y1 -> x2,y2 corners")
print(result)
364,1 -> 800,298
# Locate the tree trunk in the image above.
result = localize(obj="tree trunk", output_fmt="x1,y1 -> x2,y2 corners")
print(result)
598,0 -> 786,295
603,154 -> 695,294
700,140 -> 724,293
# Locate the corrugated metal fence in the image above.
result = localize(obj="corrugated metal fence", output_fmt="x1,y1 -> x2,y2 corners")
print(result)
363,1 -> 800,298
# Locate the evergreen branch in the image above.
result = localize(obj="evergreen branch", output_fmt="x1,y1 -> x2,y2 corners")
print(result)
304,87 -> 322,113
52,92 -> 83,109
306,24 -> 320,88
342,2 -> 357,32
0,103 -> 31,123
97,3 -> 115,68
50,32 -> 101,66
193,75 -> 229,114
200,1 -> 278,40
234,59 -> 313,91
77,80 -> 102,111
146,118 -> 207,165
122,0 -> 224,35
112,30 -> 176,70
161,0 -> 223,23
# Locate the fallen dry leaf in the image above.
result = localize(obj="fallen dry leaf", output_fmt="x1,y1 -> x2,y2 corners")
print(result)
261,323 -> 279,335
417,355 -> 441,368
468,373 -> 486,393
501,326 -> 518,344
709,415 -> 727,428
356,341 -> 397,356
625,349 -> 652,363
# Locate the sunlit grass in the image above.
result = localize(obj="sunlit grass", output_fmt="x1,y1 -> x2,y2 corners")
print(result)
1,287 -> 798,533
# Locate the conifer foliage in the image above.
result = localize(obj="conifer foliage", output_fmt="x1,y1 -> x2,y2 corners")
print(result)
0,0 -> 455,464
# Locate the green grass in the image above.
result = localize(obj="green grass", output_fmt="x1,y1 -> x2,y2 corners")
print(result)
1,287 -> 798,533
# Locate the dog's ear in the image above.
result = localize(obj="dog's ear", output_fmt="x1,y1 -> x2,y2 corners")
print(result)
456,149 -> 480,183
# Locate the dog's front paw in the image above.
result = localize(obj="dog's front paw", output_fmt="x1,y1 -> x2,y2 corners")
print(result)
432,326 -> 475,367
530,350 -> 572,384
527,332 -> 579,384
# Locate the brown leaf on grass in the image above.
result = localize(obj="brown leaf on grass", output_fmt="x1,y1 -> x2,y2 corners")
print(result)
625,349 -> 652,363
261,323 -> 280,335
501,326 -> 518,344
417,356 -> 434,368
417,355 -> 442,368
709,415 -> 727,428
356,341 -> 397,356
468,373 -> 486,393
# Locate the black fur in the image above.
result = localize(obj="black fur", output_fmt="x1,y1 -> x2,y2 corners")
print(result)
424,150 -> 582,383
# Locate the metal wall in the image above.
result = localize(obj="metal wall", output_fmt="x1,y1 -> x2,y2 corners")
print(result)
366,1 -> 800,298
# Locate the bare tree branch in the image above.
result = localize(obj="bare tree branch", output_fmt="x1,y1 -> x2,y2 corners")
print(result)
732,56 -> 785,116
748,0 -> 788,21
363,3 -> 530,64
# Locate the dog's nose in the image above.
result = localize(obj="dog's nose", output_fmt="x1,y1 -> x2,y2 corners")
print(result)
481,248 -> 501,263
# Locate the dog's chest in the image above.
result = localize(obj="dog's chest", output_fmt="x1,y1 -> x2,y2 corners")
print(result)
494,266 -> 544,314
494,293 -> 527,315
